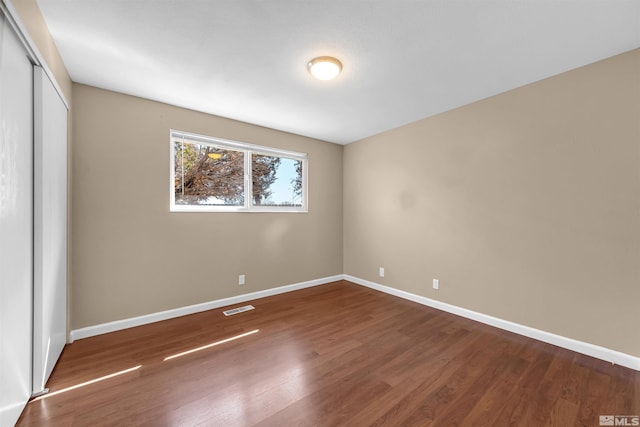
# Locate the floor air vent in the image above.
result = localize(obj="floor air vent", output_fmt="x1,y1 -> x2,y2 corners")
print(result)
223,305 -> 255,316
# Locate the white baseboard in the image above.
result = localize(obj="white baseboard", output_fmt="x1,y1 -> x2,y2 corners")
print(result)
70,273 -> 639,371
344,275 -> 640,372
69,275 -> 343,341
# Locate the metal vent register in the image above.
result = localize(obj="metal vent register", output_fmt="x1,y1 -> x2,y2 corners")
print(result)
223,305 -> 255,316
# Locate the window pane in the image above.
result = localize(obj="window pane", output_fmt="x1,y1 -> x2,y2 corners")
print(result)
174,141 -> 244,206
252,154 -> 303,207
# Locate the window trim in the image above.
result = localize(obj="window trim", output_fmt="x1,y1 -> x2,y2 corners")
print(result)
170,129 -> 308,212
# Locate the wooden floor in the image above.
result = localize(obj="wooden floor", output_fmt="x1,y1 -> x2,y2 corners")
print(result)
18,280 -> 639,426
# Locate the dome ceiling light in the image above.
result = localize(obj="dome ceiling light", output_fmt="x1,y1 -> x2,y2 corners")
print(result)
307,56 -> 342,81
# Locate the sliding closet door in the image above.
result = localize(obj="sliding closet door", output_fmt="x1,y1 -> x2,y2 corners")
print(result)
33,66 -> 68,394
0,9 -> 34,427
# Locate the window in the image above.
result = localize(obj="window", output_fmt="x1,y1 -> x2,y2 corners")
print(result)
171,130 -> 307,212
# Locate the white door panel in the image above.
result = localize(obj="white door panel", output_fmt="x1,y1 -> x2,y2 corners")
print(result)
33,66 -> 68,394
0,9 -> 34,427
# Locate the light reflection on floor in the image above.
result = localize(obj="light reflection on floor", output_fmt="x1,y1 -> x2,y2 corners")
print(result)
163,329 -> 260,361
30,365 -> 142,402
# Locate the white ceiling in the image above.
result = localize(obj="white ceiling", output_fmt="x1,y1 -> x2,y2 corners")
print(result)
36,0 -> 639,144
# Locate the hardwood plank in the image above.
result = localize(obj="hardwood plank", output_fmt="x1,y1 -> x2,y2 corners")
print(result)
16,280 -> 640,426
488,340 -> 557,426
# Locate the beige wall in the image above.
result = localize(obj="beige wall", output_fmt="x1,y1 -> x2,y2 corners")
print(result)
71,84 -> 343,329
344,49 -> 640,357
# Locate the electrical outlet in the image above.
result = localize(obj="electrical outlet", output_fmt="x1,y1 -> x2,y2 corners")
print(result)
239,275 -> 245,285
379,267 -> 385,278
433,279 -> 439,290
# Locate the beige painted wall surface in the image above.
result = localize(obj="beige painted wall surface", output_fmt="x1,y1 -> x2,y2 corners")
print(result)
344,49 -> 640,357
72,84 -> 343,329
10,0 -> 72,102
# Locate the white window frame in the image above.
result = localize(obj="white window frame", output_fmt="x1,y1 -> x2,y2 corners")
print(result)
170,129 -> 308,212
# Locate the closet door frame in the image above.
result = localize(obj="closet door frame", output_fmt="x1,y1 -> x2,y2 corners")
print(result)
1,0 -> 70,419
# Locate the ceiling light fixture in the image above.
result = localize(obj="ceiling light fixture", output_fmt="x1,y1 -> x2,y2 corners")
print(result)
307,56 -> 342,81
